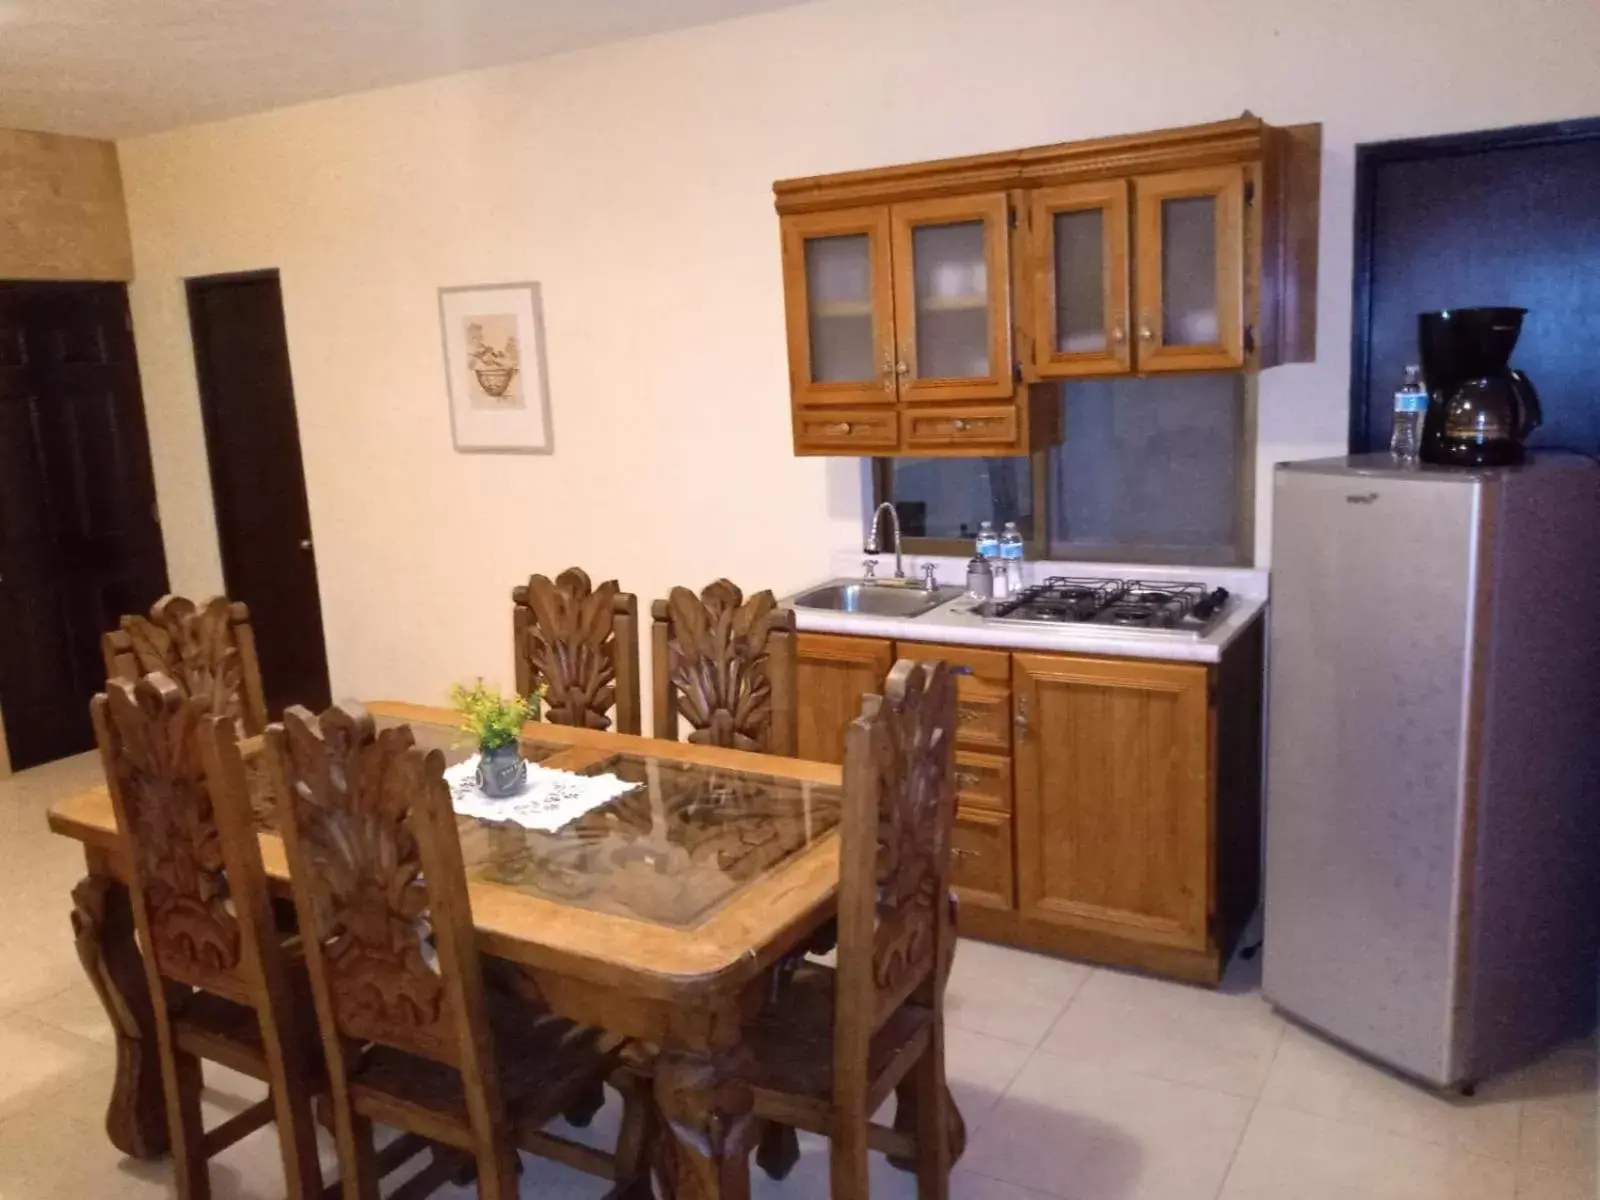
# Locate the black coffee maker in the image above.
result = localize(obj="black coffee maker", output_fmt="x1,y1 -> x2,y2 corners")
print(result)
1418,307 -> 1542,467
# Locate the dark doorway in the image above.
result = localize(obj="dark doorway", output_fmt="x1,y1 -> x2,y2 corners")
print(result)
1350,117 -> 1600,452
0,282 -> 168,769
187,271 -> 330,718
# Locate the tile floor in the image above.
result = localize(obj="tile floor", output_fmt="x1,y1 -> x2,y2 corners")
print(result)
0,753 -> 1594,1199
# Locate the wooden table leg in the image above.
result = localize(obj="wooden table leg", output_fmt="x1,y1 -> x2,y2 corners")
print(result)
652,1045 -> 755,1200
70,869 -> 168,1160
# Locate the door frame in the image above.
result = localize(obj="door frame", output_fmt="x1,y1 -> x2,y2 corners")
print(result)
1347,115 -> 1600,452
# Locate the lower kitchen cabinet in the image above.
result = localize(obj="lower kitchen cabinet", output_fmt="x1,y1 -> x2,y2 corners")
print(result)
794,631 -> 894,764
792,618 -> 1264,986
1011,653 -> 1210,952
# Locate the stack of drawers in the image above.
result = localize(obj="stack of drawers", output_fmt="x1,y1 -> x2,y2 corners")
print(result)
898,642 -> 1015,912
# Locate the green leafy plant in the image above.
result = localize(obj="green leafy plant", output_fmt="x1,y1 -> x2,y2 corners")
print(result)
450,679 -> 538,752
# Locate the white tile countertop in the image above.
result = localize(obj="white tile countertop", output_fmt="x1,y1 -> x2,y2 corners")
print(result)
781,553 -> 1270,664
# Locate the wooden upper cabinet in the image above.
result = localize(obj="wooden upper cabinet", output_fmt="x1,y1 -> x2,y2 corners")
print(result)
1132,165 -> 1249,373
889,193 -> 1014,403
775,117 -> 1321,454
1012,652 -> 1211,951
780,206 -> 896,408
1030,181 -> 1132,378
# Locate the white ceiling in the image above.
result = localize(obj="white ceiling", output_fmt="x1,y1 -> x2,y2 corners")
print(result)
0,0 -> 813,139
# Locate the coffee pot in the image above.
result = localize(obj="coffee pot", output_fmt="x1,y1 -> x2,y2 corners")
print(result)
1418,307 -> 1541,467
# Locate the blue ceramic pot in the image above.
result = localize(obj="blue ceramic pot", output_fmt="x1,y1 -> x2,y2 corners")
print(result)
476,743 -> 526,797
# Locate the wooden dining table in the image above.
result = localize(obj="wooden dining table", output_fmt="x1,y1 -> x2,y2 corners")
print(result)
47,699 -> 962,1198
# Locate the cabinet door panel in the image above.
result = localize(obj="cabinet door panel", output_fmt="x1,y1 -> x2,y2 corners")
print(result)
1030,181 -> 1132,378
1013,653 -> 1210,949
781,207 -> 896,407
891,194 -> 1014,403
795,632 -> 894,763
1133,166 -> 1247,372
952,806 -> 1014,911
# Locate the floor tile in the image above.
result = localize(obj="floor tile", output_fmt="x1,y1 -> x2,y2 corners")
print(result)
1514,1164 -> 1596,1200
1219,1103 -> 1516,1200
1258,1025 -> 1522,1161
945,938 -> 1092,1047
1040,967 -> 1286,1099
22,977 -> 117,1045
0,1010 -> 103,1121
1510,1048 -> 1598,1183
962,1052 -> 1254,1199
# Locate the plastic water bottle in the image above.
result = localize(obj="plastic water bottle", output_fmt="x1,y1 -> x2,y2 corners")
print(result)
1391,364 -> 1427,466
975,520 -> 999,562
975,521 -> 1002,598
999,521 -> 1026,593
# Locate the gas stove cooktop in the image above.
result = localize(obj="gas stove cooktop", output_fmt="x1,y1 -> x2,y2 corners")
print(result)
983,576 -> 1232,638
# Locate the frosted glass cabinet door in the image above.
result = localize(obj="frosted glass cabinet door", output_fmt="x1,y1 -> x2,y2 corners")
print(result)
780,207 -> 896,406
890,194 -> 1014,403
1133,166 -> 1248,372
1030,180 -> 1131,378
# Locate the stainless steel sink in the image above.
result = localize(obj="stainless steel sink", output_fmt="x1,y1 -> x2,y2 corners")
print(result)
790,580 -> 964,618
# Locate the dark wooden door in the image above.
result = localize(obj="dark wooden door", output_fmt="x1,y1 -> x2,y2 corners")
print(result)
187,272 -> 330,718
1352,121 -> 1600,452
0,283 -> 168,769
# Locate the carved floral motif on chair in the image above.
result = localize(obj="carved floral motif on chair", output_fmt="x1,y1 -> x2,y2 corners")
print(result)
120,596 -> 248,729
866,660 -> 956,1001
277,703 -> 452,1059
520,568 -> 621,731
664,580 -> 780,752
102,674 -> 242,989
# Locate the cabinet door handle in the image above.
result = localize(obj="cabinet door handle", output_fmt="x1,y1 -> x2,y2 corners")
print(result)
1112,324 -> 1127,344
895,359 -> 909,375
1014,697 -> 1030,740
1138,318 -> 1155,342
882,351 -> 896,393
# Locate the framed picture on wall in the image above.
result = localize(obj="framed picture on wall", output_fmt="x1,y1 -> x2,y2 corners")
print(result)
438,281 -> 554,453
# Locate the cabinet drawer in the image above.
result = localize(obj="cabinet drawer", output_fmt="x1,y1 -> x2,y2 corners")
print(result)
901,405 -> 1018,450
955,751 -> 1011,813
793,408 -> 899,454
899,641 -> 1012,753
952,806 -> 1014,911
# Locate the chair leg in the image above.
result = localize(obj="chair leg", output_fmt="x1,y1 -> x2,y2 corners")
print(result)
473,1143 -> 519,1200
330,1106 -> 381,1200
828,1111 -> 871,1200
167,1050 -> 211,1200
912,1044 -> 952,1200
562,1077 -> 607,1128
755,1120 -> 801,1180
262,1061 -> 325,1199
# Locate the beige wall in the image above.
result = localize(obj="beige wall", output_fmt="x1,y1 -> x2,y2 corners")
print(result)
1,128 -> 132,281
117,0 -> 1600,716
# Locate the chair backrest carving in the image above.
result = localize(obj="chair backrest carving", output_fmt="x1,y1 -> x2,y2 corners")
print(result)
93,673 -> 248,997
834,658 -> 957,1066
104,594 -> 268,735
650,579 -> 798,756
512,567 -> 641,734
268,701 -> 487,1069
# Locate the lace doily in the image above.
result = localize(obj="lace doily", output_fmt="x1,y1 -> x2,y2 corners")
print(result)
445,755 -> 639,832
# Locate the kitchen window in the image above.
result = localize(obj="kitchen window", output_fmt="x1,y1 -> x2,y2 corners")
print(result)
874,373 -> 1253,565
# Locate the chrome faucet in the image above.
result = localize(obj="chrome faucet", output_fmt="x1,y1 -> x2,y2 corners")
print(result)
864,501 -> 905,581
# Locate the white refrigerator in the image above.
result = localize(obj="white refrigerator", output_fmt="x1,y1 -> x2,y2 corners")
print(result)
1263,454 -> 1600,1088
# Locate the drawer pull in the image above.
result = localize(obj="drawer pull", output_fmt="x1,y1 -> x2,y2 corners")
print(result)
825,422 -> 854,435
950,418 -> 993,433
955,771 -> 982,789
951,847 -> 979,861
957,705 -> 982,726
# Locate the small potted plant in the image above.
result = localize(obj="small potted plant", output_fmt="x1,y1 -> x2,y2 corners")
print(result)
451,679 -> 538,798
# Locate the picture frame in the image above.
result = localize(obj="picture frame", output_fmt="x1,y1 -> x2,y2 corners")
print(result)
438,281 -> 554,453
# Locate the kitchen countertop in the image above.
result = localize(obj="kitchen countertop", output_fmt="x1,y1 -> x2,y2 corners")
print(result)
783,555 -> 1269,664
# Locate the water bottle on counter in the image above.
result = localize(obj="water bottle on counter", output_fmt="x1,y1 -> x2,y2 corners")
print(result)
1391,364 -> 1427,466
999,521 -> 1026,593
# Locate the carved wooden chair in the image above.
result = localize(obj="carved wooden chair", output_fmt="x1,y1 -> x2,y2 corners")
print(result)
736,659 -> 959,1199
104,594 -> 268,736
650,578 -> 799,756
92,671 -> 328,1200
512,567 -> 642,735
265,700 -> 648,1200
